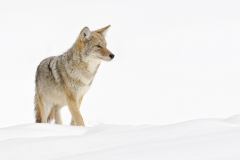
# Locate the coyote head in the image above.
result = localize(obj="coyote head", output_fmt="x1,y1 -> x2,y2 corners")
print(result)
77,25 -> 114,61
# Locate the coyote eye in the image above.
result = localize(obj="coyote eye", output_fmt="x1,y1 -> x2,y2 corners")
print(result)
96,45 -> 102,48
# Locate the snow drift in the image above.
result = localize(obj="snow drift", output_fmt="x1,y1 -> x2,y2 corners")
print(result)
1,115 -> 240,160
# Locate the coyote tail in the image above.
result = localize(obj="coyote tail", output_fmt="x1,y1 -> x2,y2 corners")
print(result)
34,93 -> 42,123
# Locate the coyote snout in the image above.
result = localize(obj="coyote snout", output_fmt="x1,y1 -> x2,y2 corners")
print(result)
109,54 -> 115,59
34,25 -> 114,126
96,45 -> 114,61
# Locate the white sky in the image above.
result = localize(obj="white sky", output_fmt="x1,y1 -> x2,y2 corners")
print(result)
0,0 -> 240,127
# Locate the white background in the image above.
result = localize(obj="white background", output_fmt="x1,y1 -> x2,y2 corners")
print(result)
0,0 -> 240,128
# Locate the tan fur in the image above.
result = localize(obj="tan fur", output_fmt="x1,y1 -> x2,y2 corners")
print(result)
34,25 -> 114,126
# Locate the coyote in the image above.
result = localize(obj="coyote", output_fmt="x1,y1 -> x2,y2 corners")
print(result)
34,25 -> 114,126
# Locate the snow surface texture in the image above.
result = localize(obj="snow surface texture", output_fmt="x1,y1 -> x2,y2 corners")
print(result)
1,115 -> 240,160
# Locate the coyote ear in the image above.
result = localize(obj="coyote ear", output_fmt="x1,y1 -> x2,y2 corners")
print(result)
80,27 -> 91,41
95,25 -> 111,37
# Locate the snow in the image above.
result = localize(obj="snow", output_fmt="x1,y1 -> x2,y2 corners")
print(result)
1,115 -> 240,160
0,1 -> 240,159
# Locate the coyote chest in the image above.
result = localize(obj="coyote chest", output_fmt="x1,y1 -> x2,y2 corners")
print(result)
66,58 -> 101,94
78,58 -> 101,86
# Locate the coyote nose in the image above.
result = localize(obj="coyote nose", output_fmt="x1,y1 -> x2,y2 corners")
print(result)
109,54 -> 115,59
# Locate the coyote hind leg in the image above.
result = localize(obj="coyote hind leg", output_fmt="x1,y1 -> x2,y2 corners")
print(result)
39,100 -> 54,123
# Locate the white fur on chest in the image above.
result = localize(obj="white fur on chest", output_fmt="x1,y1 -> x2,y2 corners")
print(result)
77,85 -> 90,97
86,57 -> 101,73
71,58 -> 100,97
80,57 -> 101,85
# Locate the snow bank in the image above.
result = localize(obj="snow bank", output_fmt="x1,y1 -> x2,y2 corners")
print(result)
1,115 -> 240,160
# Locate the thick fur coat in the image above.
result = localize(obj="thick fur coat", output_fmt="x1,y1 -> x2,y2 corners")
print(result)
34,25 -> 114,126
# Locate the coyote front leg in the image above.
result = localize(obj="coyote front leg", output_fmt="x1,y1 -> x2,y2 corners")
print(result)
54,105 -> 63,124
65,90 -> 84,126
70,96 -> 84,126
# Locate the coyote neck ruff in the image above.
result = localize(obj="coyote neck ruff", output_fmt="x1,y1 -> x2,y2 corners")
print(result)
61,43 -> 101,86
34,25 -> 114,126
